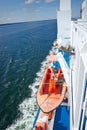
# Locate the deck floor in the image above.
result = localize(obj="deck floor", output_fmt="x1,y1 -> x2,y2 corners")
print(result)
53,105 -> 70,130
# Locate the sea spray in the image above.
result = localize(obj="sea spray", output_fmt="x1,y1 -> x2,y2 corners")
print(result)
0,20 -> 57,130
6,55 -> 50,130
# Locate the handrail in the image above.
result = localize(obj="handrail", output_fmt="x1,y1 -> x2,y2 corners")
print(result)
71,69 -> 74,128
57,52 -> 70,87
32,108 -> 40,130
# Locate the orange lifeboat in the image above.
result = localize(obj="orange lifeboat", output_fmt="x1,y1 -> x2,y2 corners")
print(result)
37,68 -> 67,113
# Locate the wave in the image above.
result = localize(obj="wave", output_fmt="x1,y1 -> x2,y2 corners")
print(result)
6,54 -> 50,130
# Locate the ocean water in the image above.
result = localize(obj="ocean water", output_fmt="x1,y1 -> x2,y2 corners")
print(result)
0,19 -> 57,130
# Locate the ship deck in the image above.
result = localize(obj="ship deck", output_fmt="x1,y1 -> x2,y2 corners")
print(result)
77,21 -> 87,32
53,105 -> 70,130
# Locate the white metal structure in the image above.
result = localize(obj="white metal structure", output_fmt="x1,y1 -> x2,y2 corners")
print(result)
57,0 -> 87,130
71,20 -> 87,130
57,52 -> 70,87
57,0 -> 71,44
81,0 -> 87,20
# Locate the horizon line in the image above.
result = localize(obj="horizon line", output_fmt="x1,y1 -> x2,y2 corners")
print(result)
0,18 -> 57,26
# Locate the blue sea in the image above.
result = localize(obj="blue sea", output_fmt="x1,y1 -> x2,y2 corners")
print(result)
0,19 -> 57,130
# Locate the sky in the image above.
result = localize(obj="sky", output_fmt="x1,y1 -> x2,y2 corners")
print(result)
0,0 -> 83,24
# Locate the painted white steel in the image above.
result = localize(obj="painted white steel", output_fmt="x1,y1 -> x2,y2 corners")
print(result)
82,0 -> 87,20
80,89 -> 87,130
71,20 -> 87,130
57,52 -> 70,87
70,68 -> 74,130
57,0 -> 71,44
57,11 -> 71,43
57,0 -> 87,129
59,0 -> 71,10
71,21 -> 87,52
86,120 -> 87,130
74,57 -> 85,128
71,51 -> 80,113
81,54 -> 87,72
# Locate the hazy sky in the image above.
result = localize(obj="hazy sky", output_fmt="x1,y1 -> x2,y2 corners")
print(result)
0,0 -> 83,24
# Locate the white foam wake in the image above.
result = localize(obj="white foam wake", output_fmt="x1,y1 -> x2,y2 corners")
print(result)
6,55 -> 50,130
